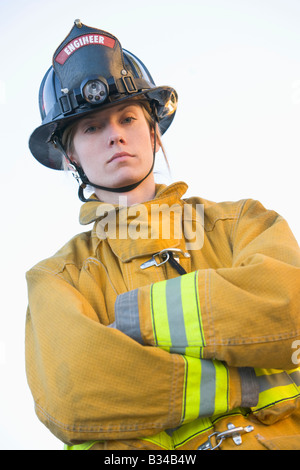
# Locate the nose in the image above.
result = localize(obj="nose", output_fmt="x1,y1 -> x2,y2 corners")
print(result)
108,134 -> 125,146
107,125 -> 126,147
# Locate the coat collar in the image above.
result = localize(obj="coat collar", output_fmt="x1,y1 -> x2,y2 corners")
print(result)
79,181 -> 189,226
79,182 -> 189,262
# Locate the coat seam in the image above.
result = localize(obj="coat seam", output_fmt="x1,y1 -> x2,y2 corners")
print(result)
210,330 -> 300,345
230,199 -> 248,246
35,402 -> 171,435
84,257 -> 118,295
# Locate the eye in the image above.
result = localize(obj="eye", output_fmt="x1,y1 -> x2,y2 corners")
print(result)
84,125 -> 98,133
122,116 -> 136,124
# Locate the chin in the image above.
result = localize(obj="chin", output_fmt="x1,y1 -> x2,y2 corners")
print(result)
110,173 -> 143,188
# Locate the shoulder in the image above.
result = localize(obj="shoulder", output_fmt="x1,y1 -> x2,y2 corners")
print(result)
183,196 -> 282,234
27,230 -> 94,276
183,196 -> 256,230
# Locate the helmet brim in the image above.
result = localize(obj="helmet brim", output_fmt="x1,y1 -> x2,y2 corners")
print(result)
29,86 -> 177,170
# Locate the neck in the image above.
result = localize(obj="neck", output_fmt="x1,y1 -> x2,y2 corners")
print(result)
94,175 -> 156,205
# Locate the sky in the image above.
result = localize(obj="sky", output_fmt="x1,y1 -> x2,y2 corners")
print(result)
1,0 -> 300,450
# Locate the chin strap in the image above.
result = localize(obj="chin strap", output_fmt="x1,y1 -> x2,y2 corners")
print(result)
52,101 -> 159,202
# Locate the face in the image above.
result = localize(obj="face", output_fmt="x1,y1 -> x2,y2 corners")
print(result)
69,102 -> 157,192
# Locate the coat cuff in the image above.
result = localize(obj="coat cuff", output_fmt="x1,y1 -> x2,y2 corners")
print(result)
115,272 -> 206,356
114,289 -> 144,344
239,367 -> 260,408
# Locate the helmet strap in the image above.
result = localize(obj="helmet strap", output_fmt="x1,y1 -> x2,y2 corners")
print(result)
53,102 -> 158,203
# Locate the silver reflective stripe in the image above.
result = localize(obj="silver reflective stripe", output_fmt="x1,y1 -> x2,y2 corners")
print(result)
289,370 -> 300,387
182,356 -> 229,422
199,360 -> 216,416
115,289 -> 143,344
165,276 -> 188,353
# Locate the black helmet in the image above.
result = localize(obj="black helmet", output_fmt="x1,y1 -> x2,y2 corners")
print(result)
29,20 -> 178,171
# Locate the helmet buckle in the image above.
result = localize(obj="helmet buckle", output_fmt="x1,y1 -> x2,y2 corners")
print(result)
59,93 -> 73,115
121,75 -> 138,94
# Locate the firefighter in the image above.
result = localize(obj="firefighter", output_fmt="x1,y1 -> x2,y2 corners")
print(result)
26,20 -> 300,450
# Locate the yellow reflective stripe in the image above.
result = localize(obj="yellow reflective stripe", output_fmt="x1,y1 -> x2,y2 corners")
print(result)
182,356 -> 202,422
252,368 -> 300,412
255,368 -> 282,377
64,440 -> 99,450
150,281 -> 171,352
142,417 -> 213,450
150,272 -> 205,356
142,430 -> 174,450
182,356 -> 229,423
172,417 -> 213,448
214,360 -> 230,414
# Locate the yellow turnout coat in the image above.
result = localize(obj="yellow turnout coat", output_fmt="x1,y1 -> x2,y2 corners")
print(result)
25,182 -> 300,450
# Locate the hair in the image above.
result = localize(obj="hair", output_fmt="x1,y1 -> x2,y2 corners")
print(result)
61,98 -> 169,173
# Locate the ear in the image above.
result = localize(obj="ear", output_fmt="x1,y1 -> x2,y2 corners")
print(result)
151,124 -> 161,153
64,155 -> 79,172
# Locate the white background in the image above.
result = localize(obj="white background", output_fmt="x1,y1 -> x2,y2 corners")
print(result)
0,0 -> 299,450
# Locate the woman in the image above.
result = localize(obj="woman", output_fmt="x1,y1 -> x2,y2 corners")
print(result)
26,20 -> 300,450
61,99 -> 161,205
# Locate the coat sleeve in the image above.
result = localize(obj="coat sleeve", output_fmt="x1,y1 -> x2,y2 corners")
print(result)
25,266 -> 252,445
115,200 -> 300,370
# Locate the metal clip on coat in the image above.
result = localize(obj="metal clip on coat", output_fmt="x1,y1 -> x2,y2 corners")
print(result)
140,248 -> 190,269
198,423 -> 254,450
140,248 -> 190,275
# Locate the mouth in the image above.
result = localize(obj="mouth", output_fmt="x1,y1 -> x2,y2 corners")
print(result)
107,152 -> 134,163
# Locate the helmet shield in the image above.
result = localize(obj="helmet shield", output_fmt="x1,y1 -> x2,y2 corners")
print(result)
29,21 -> 178,170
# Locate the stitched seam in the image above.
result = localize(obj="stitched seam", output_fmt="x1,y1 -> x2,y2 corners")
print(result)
29,265 -> 68,276
84,257 -> 118,295
35,402 -> 171,434
205,269 -> 216,350
210,330 -> 300,345
204,204 -> 243,232
230,199 -> 247,245
169,354 -> 181,430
